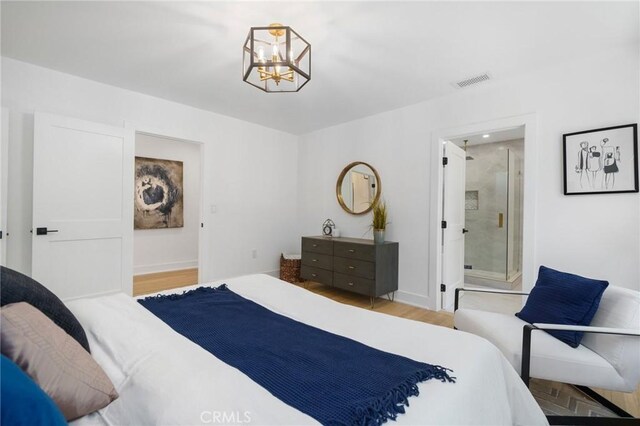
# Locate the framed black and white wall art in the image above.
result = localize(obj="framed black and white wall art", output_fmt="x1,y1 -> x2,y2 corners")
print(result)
563,124 -> 638,195
134,156 -> 184,229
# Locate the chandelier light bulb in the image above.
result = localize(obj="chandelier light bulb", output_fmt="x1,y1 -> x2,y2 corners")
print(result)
257,46 -> 265,61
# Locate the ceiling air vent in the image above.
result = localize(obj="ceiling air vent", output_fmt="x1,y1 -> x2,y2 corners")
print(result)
453,73 -> 491,89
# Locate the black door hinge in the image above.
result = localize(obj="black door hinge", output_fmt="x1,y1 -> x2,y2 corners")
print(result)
442,157 -> 449,166
441,220 -> 447,229
440,284 -> 446,292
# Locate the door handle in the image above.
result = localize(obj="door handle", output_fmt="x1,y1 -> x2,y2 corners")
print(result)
498,213 -> 504,228
462,228 -> 469,234
36,227 -> 59,236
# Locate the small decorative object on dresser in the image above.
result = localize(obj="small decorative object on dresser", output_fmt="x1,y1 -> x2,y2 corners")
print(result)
300,236 -> 398,308
321,219 -> 335,236
371,200 -> 388,244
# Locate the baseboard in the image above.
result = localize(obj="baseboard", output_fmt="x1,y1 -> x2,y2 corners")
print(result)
134,260 -> 198,275
394,290 -> 430,309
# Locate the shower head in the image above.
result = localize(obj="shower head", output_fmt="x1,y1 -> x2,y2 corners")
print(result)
463,140 -> 474,160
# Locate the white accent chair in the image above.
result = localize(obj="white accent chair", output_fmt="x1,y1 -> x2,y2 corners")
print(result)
453,286 -> 640,425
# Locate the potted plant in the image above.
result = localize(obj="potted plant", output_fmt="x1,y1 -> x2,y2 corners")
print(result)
372,200 -> 388,244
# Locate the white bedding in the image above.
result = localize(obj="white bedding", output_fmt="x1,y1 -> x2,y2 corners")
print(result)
68,274 -> 547,425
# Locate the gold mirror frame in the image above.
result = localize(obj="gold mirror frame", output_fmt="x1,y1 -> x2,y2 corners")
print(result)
336,161 -> 382,215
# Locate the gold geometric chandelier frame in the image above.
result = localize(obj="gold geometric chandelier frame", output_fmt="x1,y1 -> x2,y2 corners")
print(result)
243,23 -> 311,93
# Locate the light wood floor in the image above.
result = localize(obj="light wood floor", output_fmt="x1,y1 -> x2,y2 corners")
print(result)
133,268 -> 198,296
304,281 -> 454,327
132,269 -> 639,417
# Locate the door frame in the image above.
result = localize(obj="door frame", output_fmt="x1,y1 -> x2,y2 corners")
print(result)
125,121 -> 206,285
429,113 -> 538,311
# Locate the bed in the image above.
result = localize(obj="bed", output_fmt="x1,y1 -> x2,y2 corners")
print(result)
67,274 -> 547,425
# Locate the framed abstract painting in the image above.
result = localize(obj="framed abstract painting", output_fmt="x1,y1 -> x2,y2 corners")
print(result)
134,156 -> 184,229
563,124 -> 638,195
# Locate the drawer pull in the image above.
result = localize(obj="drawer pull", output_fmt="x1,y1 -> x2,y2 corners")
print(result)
312,259 -> 318,262
312,244 -> 318,247
348,249 -> 355,253
311,273 -> 317,277
348,282 -> 354,286
348,266 -> 356,270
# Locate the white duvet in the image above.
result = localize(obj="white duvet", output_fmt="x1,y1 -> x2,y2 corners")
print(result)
68,274 -> 547,426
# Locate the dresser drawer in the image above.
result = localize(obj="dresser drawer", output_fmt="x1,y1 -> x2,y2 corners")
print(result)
301,252 -> 333,270
333,272 -> 373,296
300,265 -> 333,286
302,238 -> 333,255
333,241 -> 375,261
333,257 -> 375,280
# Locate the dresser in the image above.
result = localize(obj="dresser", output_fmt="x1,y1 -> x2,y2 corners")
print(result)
300,236 -> 398,308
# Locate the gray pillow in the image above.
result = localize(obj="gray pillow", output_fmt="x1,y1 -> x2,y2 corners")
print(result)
1,302 -> 118,420
0,266 -> 90,352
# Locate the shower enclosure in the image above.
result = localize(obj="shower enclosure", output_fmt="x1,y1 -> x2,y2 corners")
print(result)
463,142 -> 523,286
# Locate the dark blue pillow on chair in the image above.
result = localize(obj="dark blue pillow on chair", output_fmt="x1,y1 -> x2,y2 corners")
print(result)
1,355 -> 66,426
516,266 -> 608,347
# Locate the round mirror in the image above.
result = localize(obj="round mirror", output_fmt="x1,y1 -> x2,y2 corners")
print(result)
336,162 -> 382,215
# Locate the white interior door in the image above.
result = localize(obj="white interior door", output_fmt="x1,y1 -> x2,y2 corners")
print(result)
32,113 -> 134,300
442,141 -> 466,311
0,108 -> 8,265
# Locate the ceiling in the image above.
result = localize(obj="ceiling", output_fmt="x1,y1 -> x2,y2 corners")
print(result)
2,1 -> 638,135
450,126 -> 524,147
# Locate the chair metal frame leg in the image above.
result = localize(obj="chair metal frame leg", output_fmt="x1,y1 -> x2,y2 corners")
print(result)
545,416 -> 639,425
574,385 -> 635,418
522,324 -> 639,426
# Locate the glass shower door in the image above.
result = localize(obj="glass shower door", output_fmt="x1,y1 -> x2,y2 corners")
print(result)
464,148 -> 509,280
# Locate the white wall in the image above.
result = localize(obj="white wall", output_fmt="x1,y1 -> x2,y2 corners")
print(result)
3,44 -> 638,309
134,133 -> 201,275
2,57 -> 299,282
298,46 -> 639,308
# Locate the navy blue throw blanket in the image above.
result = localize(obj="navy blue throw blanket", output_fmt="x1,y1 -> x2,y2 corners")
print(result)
139,285 -> 455,425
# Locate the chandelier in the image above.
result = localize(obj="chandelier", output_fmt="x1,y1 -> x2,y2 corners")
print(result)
243,23 -> 311,93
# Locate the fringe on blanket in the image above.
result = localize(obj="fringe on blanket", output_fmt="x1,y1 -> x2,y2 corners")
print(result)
140,284 -> 229,301
349,368 -> 456,426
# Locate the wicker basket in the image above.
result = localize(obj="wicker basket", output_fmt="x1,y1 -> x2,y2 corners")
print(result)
280,254 -> 301,283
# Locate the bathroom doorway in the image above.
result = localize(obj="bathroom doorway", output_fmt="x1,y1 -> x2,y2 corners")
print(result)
450,126 -> 525,312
